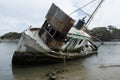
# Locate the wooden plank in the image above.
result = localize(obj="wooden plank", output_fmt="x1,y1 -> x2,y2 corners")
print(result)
46,3 -> 75,34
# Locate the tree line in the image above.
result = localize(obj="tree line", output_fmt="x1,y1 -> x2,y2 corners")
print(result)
89,25 -> 120,41
0,32 -> 21,40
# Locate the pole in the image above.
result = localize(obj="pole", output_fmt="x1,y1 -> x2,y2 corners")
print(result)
85,0 -> 104,27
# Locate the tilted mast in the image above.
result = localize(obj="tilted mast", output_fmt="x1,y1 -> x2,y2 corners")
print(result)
85,0 -> 104,27
70,0 -> 104,30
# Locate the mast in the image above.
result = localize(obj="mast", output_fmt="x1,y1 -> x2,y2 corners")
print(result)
85,0 -> 104,27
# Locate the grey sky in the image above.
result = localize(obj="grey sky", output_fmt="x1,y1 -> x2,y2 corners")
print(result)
0,0 -> 119,36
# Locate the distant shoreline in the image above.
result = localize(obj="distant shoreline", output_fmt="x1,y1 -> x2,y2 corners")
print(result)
0,39 -> 19,43
0,39 -> 120,44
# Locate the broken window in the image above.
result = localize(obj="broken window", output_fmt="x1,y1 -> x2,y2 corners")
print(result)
78,40 -> 83,45
49,28 -> 56,37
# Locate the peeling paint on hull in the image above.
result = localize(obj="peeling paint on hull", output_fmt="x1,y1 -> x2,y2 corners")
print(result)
12,29 -> 98,65
12,51 -> 97,65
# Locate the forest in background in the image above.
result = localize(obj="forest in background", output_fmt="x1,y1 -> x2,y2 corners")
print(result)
0,25 -> 120,41
0,32 -> 21,40
89,25 -> 120,41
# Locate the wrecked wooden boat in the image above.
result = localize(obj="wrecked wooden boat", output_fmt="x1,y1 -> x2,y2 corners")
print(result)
12,1 -> 103,65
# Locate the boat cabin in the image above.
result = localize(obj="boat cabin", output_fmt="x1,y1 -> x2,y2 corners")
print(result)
39,3 -> 75,50
38,3 -> 92,52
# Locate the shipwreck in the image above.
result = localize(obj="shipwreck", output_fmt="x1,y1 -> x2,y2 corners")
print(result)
12,0 -> 104,65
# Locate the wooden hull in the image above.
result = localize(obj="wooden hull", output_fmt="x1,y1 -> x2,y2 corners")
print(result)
12,51 -> 97,65
12,40 -> 97,65
12,28 -> 98,65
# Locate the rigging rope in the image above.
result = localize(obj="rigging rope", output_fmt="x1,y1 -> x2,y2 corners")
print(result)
69,0 -> 96,15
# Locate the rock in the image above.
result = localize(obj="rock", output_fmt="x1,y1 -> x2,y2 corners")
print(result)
56,69 -> 66,74
46,72 -> 57,80
49,75 -> 57,80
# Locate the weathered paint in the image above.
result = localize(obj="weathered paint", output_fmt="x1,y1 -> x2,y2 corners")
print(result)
46,3 -> 75,34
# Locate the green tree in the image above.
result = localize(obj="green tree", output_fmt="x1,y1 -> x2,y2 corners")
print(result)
0,32 -> 21,40
107,25 -> 120,40
90,27 -> 112,41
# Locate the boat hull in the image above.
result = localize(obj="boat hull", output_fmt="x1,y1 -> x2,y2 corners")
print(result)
12,28 -> 98,65
12,51 -> 97,65
12,40 -> 97,65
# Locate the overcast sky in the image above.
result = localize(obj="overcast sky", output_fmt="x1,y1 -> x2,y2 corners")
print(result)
0,0 -> 120,35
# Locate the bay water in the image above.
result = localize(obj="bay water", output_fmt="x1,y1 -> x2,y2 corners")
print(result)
0,41 -> 120,80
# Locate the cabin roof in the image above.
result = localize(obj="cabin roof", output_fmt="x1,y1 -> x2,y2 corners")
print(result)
68,27 -> 91,39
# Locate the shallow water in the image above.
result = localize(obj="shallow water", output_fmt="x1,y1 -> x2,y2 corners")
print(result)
0,41 -> 120,80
